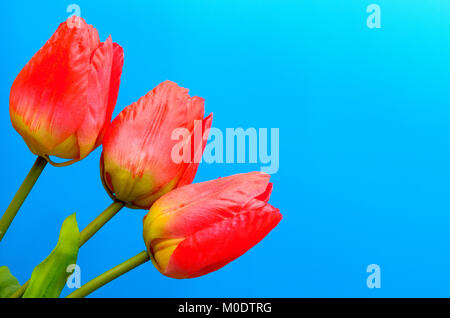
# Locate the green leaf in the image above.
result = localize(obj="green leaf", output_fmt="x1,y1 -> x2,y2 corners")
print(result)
0,266 -> 21,298
23,213 -> 80,298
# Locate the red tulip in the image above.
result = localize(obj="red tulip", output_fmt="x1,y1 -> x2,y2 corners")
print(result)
101,81 -> 212,209
10,16 -> 124,165
143,172 -> 282,279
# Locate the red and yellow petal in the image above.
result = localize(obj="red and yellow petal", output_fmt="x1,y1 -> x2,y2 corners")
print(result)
163,203 -> 281,278
147,172 -> 273,238
143,172 -> 282,278
10,17 -> 100,156
102,81 -> 207,207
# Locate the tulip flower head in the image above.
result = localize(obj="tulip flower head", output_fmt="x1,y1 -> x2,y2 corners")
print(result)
10,16 -> 124,166
143,172 -> 282,279
100,81 -> 213,209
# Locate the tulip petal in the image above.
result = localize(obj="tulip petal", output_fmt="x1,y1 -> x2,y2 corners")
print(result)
77,36 -> 114,159
148,172 -> 273,238
102,81 -> 207,207
143,172 -> 282,279
177,113 -> 213,187
10,17 -> 100,157
166,202 -> 281,278
255,182 -> 273,203
96,42 -> 124,146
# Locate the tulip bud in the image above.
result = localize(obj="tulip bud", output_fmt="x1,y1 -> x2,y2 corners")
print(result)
9,16 -> 124,165
143,172 -> 282,279
100,80 -> 212,209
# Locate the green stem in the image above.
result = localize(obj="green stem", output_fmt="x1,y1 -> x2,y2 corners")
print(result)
9,200 -> 125,298
66,251 -> 150,298
0,156 -> 47,242
10,281 -> 28,298
79,201 -> 124,247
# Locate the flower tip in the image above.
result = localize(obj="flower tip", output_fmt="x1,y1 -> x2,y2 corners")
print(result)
204,112 -> 213,126
113,42 -> 124,55
104,35 -> 113,44
64,15 -> 88,28
256,182 -> 273,202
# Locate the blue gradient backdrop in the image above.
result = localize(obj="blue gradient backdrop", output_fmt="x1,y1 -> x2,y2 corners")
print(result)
1,1 -> 450,297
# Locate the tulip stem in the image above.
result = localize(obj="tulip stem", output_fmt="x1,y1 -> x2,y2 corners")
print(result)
10,281 -> 28,298
66,250 -> 150,298
0,156 -> 47,243
79,201 -> 125,247
10,200 -> 126,298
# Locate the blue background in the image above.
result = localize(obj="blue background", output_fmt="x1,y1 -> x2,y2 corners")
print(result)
1,0 -> 450,297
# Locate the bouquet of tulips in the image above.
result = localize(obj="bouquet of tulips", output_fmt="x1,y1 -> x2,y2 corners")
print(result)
0,17 -> 281,298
